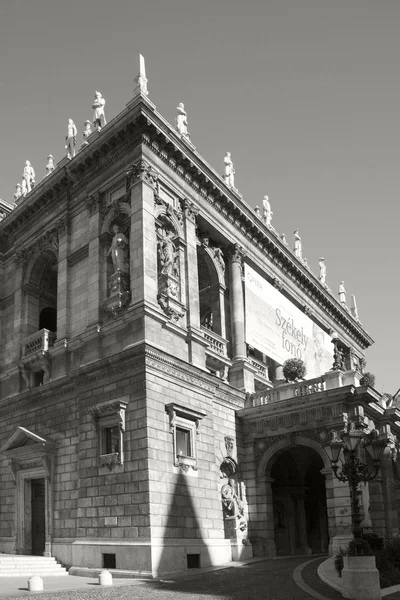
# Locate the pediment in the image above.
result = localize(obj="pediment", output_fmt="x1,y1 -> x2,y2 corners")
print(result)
0,426 -> 57,456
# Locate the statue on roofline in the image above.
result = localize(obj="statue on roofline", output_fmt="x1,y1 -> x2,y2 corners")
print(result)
21,160 -> 35,196
319,258 -> 326,286
224,152 -> 235,189
65,119 -> 77,159
262,196 -> 273,227
176,103 -> 190,139
293,230 -> 302,259
92,91 -> 106,131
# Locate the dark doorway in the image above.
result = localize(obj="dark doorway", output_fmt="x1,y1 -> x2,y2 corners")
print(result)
39,307 -> 57,332
31,479 -> 45,556
271,446 -> 328,555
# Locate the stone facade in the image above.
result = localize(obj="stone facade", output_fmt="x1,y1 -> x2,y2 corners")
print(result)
0,69 -> 399,577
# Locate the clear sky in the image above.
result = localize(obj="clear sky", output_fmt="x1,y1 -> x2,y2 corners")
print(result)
1,0 -> 399,393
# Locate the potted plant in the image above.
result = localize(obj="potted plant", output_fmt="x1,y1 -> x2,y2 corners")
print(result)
282,358 -> 306,382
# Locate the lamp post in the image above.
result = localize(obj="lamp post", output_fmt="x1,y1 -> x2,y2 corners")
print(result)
325,408 -> 388,546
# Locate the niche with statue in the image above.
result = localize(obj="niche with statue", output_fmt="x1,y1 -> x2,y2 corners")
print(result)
156,216 -> 185,322
103,221 -> 131,317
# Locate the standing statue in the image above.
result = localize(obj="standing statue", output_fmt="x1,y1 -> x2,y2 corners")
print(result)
22,160 -> 35,196
351,294 -> 359,320
254,206 -> 261,218
213,246 -> 225,274
176,103 -> 189,138
108,225 -> 129,273
14,183 -> 22,201
65,119 -> 77,159
224,152 -> 235,188
262,195 -> 273,227
281,233 -> 288,246
293,230 -> 302,259
92,91 -> 106,131
319,258 -> 326,286
45,155 -> 55,176
81,120 -> 92,147
158,228 -> 178,277
339,281 -> 347,305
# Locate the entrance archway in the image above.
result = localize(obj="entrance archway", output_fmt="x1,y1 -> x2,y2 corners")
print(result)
270,445 -> 328,555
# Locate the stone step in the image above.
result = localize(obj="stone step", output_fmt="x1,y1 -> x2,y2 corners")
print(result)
0,555 -> 68,576
0,571 -> 69,577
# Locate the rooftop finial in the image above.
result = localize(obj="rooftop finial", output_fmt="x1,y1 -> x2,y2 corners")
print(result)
133,53 -> 148,97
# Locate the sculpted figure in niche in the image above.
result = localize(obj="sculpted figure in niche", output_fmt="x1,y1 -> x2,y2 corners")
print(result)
262,195 -> 273,227
93,91 -> 106,131
158,227 -> 179,278
221,478 -> 247,531
319,258 -> 326,286
65,119 -> 77,159
108,224 -> 129,273
213,246 -> 225,274
293,230 -> 302,259
224,152 -> 235,188
22,160 -> 35,196
176,103 -> 189,138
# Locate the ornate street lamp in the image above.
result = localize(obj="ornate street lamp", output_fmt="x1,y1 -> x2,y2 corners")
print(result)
325,407 -> 388,547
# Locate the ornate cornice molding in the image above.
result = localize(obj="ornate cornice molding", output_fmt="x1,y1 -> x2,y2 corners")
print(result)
138,107 -> 373,349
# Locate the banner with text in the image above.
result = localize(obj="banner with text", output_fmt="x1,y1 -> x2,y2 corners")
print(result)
244,264 -> 333,378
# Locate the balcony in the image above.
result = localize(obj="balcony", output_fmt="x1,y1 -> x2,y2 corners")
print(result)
22,329 -> 57,357
201,326 -> 231,379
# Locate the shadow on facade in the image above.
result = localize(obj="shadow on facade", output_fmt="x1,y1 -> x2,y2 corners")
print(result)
153,472 -> 214,578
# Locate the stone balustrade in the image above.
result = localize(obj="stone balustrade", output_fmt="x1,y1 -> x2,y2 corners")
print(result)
22,329 -> 57,357
248,357 -> 269,380
250,375 -> 328,407
201,327 -> 228,357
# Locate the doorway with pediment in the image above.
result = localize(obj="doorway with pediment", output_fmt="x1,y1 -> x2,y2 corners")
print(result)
0,427 -> 56,556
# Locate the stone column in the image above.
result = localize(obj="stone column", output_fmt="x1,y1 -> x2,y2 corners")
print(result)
323,468 -> 352,555
228,244 -> 255,390
292,492 -> 311,554
12,260 -> 25,361
86,193 -> 102,328
182,200 -> 208,368
56,219 -> 68,341
128,160 -> 158,309
250,476 -> 276,557
380,448 -> 399,537
369,476 -> 387,538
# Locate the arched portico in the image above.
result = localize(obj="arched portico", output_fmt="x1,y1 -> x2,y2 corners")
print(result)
250,435 -> 332,557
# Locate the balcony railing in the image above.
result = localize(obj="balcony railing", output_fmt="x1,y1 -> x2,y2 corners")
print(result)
250,376 -> 326,407
22,329 -> 57,357
201,327 -> 228,357
248,357 -> 269,380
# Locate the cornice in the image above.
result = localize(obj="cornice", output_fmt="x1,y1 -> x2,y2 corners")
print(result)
138,104 -> 373,349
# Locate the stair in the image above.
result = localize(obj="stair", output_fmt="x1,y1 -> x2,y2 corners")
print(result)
0,555 -> 68,577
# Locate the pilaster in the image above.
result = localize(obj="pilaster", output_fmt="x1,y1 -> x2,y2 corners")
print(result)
128,159 -> 158,309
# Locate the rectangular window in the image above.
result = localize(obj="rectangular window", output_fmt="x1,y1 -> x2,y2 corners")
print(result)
176,427 -> 192,457
166,403 -> 206,472
104,426 -> 120,455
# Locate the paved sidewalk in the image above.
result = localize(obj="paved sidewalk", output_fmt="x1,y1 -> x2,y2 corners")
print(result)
0,556 -> 345,600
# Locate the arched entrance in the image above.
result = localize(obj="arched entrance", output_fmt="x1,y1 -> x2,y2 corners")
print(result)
271,445 -> 329,555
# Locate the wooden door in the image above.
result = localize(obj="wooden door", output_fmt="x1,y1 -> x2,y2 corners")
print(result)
31,479 -> 45,556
